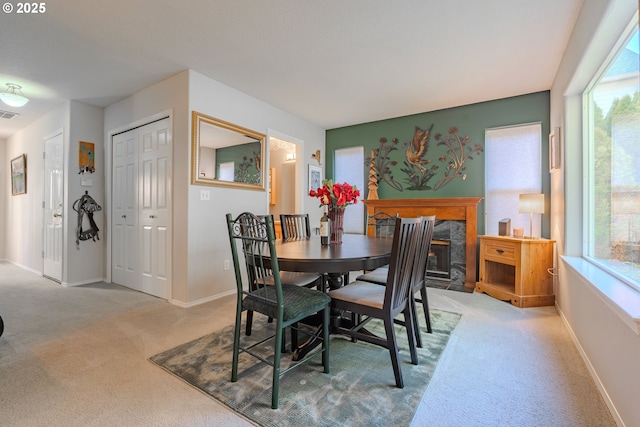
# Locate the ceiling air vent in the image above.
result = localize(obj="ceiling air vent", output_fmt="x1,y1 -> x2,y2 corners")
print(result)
0,110 -> 19,119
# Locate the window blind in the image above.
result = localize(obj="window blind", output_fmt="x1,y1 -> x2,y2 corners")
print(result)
485,124 -> 542,236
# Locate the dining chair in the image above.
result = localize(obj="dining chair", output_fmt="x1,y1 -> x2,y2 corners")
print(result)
226,212 -> 330,409
279,213 -> 312,239
402,216 -> 435,346
365,211 -> 399,238
356,216 -> 436,345
278,213 -> 325,289
327,216 -> 421,388
245,215 -> 324,350
355,211 -> 398,282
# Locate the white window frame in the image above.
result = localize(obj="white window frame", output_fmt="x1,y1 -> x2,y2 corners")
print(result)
583,17 -> 640,292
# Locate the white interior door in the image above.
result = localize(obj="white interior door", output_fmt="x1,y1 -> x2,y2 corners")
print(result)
112,128 -> 139,287
43,131 -> 64,282
111,117 -> 172,299
138,119 -> 171,299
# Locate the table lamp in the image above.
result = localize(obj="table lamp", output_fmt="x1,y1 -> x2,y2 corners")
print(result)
519,193 -> 544,239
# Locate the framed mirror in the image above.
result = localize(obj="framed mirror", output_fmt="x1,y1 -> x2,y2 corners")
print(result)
191,111 -> 266,191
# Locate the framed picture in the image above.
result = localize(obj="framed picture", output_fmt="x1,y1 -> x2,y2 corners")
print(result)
308,164 -> 322,193
79,141 -> 95,174
11,154 -> 27,195
549,127 -> 561,172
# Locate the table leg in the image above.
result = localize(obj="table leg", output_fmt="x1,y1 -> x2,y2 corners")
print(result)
292,272 -> 345,361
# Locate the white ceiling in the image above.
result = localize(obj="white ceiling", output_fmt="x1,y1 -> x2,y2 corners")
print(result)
0,0 -> 584,139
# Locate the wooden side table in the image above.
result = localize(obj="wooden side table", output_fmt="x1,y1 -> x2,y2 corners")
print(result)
475,235 -> 555,307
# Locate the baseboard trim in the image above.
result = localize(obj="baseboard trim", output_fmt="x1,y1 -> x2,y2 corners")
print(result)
169,289 -> 236,308
64,278 -> 107,287
556,304 -> 624,427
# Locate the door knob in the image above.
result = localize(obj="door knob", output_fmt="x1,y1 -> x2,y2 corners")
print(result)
121,215 -> 127,219
149,215 -> 156,219
53,213 -> 62,218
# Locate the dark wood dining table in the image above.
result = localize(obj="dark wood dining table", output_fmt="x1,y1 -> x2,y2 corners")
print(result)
270,234 -> 394,359
274,234 -> 393,290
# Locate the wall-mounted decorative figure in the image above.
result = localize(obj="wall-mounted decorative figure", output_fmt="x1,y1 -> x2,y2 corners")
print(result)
405,125 -> 433,171
73,191 -> 102,249
366,137 -> 403,192
254,150 -> 261,171
311,149 -> 321,165
433,127 -> 484,191
366,124 -> 484,194
401,125 -> 439,190
367,150 -> 379,200
235,155 -> 252,183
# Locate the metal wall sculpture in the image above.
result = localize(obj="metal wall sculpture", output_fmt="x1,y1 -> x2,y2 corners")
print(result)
365,125 -> 484,193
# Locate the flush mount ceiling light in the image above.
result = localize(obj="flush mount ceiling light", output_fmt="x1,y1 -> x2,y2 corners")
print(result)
0,83 -> 29,107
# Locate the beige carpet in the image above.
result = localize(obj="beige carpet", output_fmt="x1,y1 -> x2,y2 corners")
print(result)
0,262 -> 616,426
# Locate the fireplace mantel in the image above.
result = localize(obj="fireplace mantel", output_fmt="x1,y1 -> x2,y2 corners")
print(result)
363,197 -> 483,287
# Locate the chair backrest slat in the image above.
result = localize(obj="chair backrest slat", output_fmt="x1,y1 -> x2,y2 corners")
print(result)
383,217 -> 421,315
280,214 -> 312,239
227,212 -> 283,306
366,211 -> 399,237
412,216 -> 436,292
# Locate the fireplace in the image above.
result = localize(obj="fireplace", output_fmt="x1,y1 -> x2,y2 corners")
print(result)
363,197 -> 483,288
427,239 -> 451,280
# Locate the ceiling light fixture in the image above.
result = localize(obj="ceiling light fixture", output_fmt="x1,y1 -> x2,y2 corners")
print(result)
0,83 -> 29,107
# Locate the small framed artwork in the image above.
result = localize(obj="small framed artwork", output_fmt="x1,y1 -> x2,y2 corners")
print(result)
11,154 -> 27,195
549,127 -> 561,172
308,164 -> 322,193
79,141 -> 95,174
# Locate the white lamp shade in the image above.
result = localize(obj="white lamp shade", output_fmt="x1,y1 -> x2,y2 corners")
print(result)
519,193 -> 545,214
0,92 -> 29,107
0,83 -> 29,107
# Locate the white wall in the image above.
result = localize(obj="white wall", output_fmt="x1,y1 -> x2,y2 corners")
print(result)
103,69 -> 325,305
67,101 -> 105,285
550,1 -> 640,426
5,102 -> 68,274
187,70 -> 325,304
104,70 -> 189,302
4,101 -> 106,285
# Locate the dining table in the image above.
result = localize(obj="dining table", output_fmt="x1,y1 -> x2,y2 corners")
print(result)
274,233 -> 393,288
270,233 -> 394,359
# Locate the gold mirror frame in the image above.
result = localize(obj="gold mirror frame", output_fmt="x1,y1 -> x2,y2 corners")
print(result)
191,111 -> 266,191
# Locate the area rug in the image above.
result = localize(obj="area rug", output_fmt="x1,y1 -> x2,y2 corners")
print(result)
149,308 -> 461,427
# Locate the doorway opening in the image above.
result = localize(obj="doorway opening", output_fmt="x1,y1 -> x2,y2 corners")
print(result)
269,136 -> 301,219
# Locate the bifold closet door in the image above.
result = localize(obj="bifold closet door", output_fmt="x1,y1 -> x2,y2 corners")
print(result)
112,117 -> 172,299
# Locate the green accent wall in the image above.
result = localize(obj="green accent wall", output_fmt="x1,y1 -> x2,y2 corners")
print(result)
216,141 -> 262,183
325,91 -> 551,236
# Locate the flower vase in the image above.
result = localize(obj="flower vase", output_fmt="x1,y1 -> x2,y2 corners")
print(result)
328,206 -> 345,244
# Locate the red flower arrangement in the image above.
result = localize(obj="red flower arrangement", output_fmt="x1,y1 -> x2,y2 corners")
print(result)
309,179 -> 360,209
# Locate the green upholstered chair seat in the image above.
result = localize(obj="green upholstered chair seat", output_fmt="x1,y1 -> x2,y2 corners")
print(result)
263,271 -> 323,287
244,284 -> 331,323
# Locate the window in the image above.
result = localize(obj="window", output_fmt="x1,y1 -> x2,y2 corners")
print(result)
218,161 -> 234,181
335,146 -> 365,234
585,23 -> 640,290
485,124 -> 542,237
